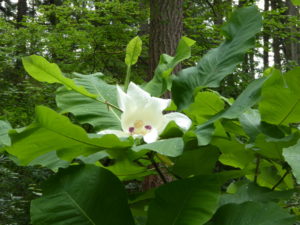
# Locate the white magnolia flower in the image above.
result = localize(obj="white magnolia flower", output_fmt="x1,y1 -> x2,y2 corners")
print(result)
98,82 -> 192,143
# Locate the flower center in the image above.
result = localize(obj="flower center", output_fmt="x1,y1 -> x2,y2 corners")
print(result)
129,120 -> 152,136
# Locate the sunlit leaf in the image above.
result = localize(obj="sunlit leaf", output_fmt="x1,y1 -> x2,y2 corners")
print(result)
283,139 -> 300,184
22,55 -> 96,98
125,36 -> 142,66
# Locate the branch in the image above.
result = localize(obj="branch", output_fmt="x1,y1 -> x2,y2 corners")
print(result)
147,153 -> 168,184
271,170 -> 289,191
254,155 -> 261,184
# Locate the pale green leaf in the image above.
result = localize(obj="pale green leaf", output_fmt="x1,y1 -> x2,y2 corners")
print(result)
22,55 -> 96,98
125,36 -> 142,66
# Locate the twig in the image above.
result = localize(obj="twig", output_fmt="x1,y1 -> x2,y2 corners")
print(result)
254,155 -> 261,184
147,153 -> 168,184
271,170 -> 289,191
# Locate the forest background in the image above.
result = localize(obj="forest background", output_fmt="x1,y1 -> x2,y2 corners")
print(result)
0,0 -> 299,224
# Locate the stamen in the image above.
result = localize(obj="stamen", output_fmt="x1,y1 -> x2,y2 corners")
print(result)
145,125 -> 152,130
129,127 -> 135,133
134,120 -> 144,129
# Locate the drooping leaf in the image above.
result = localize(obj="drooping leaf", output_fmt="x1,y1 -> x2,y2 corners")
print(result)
28,151 -> 69,172
6,106 -> 133,165
144,36 -> 195,97
56,73 -> 121,131
132,137 -> 184,157
283,139 -> 300,184
239,109 -> 261,141
125,36 -> 142,66
220,181 -> 293,206
146,175 -> 220,225
22,55 -> 96,98
31,165 -> 135,225
209,202 -> 296,225
259,68 -> 300,125
0,120 -> 12,147
172,6 -> 262,110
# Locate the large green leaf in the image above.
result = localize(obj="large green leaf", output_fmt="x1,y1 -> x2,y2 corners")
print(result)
172,6 -> 262,110
0,120 -> 12,147
125,36 -> 142,66
6,106 -> 132,165
259,68 -> 300,125
209,202 -> 295,225
22,55 -> 96,98
56,73 -> 121,131
31,165 -> 134,225
283,139 -> 300,184
146,175 -> 220,225
132,137 -> 184,157
144,37 -> 195,97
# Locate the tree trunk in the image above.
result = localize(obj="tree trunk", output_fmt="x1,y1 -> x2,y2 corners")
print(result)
271,0 -> 282,69
284,0 -> 300,67
148,0 -> 183,80
16,0 -> 27,26
263,0 -> 270,69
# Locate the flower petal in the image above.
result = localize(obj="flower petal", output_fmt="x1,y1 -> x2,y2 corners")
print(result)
143,128 -> 159,143
97,129 -> 129,138
150,97 -> 171,111
163,112 -> 192,131
127,82 -> 151,108
116,85 -> 129,111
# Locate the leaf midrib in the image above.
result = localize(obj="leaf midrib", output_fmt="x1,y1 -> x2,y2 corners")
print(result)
63,191 -> 96,225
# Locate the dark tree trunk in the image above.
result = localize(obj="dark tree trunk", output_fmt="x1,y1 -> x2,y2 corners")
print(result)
148,0 -> 183,80
263,0 -> 270,69
271,0 -> 282,69
212,0 -> 223,25
284,0 -> 300,67
16,0 -> 27,26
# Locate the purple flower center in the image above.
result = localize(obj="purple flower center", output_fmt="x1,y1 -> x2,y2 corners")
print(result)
145,125 -> 152,130
129,127 -> 135,133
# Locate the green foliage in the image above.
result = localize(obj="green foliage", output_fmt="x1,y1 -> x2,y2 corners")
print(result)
31,165 -> 135,225
144,36 -> 195,97
259,68 -> 300,125
146,175 -> 220,225
6,106 -> 132,165
172,6 -> 262,110
2,4 -> 300,225
56,73 -> 121,131
22,55 -> 97,98
209,202 -> 296,225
